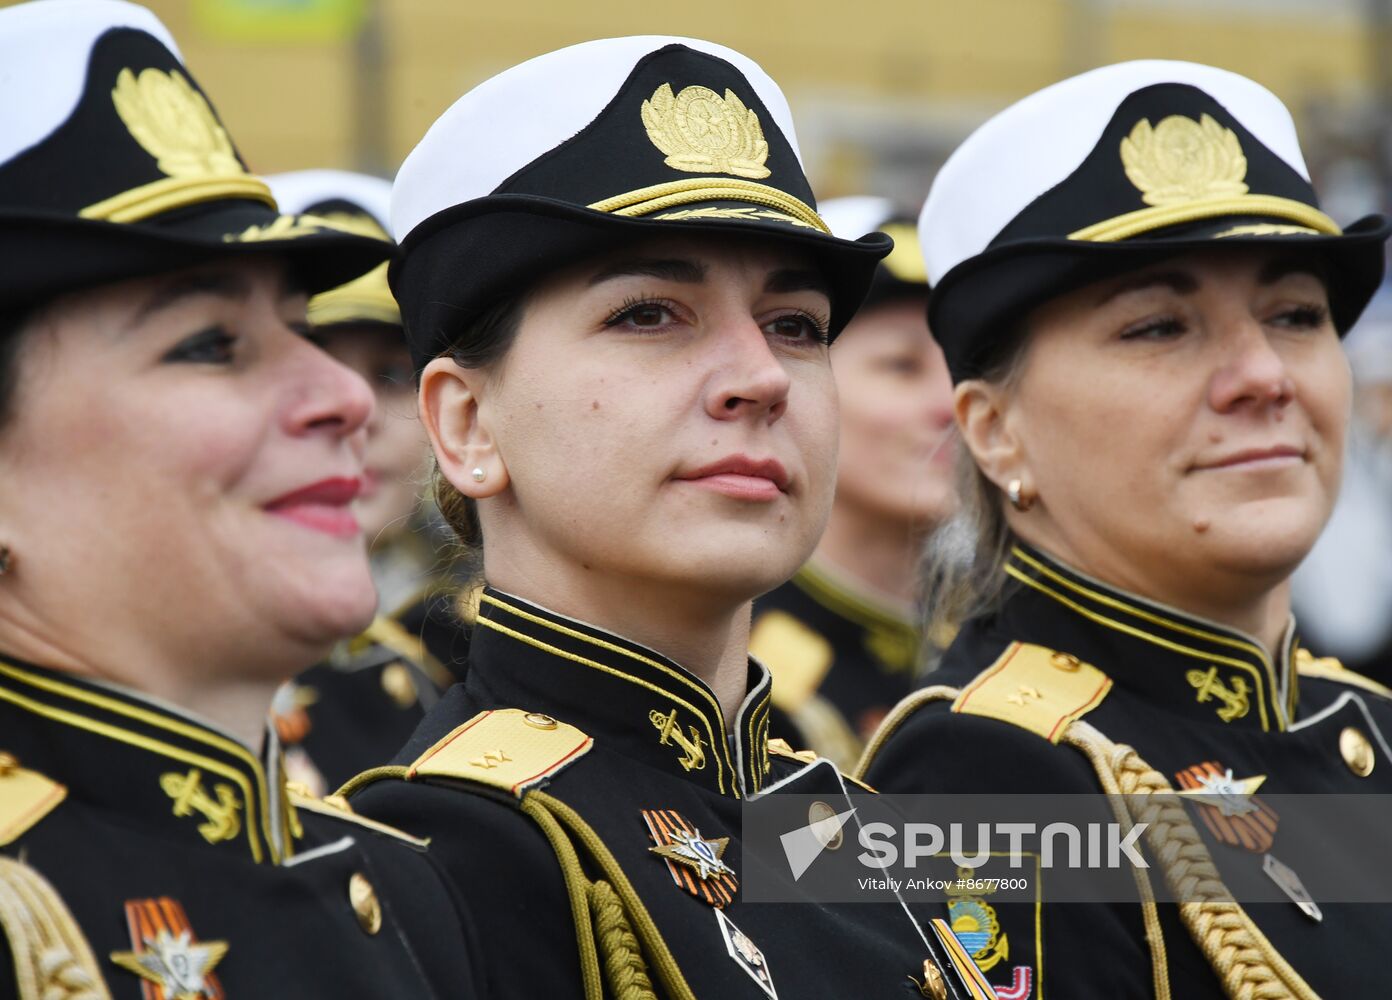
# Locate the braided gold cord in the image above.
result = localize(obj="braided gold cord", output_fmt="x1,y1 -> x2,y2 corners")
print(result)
1064,721 -> 1321,1000
590,880 -> 658,1000
0,857 -> 110,1000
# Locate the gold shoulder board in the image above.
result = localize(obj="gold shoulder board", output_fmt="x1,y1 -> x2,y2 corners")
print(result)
406,709 -> 593,798
952,642 -> 1112,743
0,856 -> 111,1000
749,610 -> 834,712
1295,649 -> 1392,699
0,758 -> 66,846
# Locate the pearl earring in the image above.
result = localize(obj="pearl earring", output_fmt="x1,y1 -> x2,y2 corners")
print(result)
471,468 -> 486,483
1007,479 -> 1034,512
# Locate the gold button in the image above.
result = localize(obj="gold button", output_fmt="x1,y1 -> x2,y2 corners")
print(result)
916,959 -> 947,1000
1051,652 -> 1081,672
0,752 -> 18,775
348,872 -> 382,935
807,800 -> 843,850
1340,727 -> 1375,777
524,713 -> 559,730
380,662 -> 418,709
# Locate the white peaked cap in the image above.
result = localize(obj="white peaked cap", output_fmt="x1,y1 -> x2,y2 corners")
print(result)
919,60 -> 1309,286
0,0 -> 180,166
268,170 -> 392,229
819,196 -> 897,241
390,35 -> 803,243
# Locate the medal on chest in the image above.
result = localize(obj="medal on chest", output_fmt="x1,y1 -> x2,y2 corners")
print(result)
642,809 -> 738,907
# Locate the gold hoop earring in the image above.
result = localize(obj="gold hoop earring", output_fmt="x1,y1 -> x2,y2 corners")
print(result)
1007,479 -> 1034,512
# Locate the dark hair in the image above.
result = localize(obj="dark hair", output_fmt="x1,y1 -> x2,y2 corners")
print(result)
429,295 -> 527,550
0,307 -> 35,431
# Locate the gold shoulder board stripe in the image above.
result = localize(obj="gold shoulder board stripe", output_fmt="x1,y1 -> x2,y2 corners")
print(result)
407,709 -> 593,798
952,642 -> 1112,743
0,762 -> 66,846
0,856 -> 111,1000
1295,649 -> 1392,699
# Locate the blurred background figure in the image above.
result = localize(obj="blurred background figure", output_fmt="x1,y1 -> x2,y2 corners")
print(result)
1292,284 -> 1392,685
267,169 -> 456,793
751,197 -> 956,769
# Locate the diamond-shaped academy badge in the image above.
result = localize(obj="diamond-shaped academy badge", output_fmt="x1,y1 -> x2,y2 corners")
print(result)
642,809 -> 738,907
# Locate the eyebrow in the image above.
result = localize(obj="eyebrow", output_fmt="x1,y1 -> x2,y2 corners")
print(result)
1257,256 -> 1327,287
1095,270 -> 1198,306
587,258 -> 707,286
765,268 -> 830,297
127,270 -> 255,330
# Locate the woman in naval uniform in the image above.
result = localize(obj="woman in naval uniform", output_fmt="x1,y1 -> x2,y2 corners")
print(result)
343,35 -> 989,1000
858,60 -> 1392,999
265,170 -> 460,793
750,196 -> 956,769
0,3 -> 470,997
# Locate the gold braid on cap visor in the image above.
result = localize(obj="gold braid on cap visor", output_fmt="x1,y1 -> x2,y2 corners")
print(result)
1068,194 -> 1341,243
588,178 -> 830,234
79,174 -> 277,224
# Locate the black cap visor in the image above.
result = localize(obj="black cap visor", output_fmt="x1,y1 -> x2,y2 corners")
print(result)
0,199 -> 391,312
392,195 -> 893,371
930,213 -> 1391,382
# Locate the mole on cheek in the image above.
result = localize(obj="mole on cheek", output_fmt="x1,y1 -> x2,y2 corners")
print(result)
591,400 -> 600,410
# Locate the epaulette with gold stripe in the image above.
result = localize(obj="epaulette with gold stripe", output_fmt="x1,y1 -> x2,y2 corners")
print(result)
0,755 -> 66,846
1295,648 -> 1392,699
0,856 -> 108,1000
951,642 -> 1112,743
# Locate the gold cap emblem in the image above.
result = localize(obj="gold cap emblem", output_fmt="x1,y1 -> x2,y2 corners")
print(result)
1121,113 -> 1248,207
641,83 -> 770,180
112,68 -> 242,179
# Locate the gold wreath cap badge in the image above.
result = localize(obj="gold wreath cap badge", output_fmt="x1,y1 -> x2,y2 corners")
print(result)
112,67 -> 244,180
641,83 -> 771,180
1120,113 -> 1249,207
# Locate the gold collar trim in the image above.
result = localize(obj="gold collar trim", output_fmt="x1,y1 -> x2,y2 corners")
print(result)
588,178 -> 829,234
1005,546 -> 1291,731
0,659 -> 290,862
475,591 -> 772,797
1068,193 -> 1340,244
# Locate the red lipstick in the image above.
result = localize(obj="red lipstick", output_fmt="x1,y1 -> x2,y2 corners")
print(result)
265,477 -> 362,537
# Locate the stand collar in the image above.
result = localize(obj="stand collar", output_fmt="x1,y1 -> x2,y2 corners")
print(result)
467,589 -> 773,798
0,656 -> 296,863
1001,544 -> 1298,731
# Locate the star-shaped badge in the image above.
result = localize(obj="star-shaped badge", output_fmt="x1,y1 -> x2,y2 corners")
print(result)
111,928 -> 227,999
651,826 -> 735,880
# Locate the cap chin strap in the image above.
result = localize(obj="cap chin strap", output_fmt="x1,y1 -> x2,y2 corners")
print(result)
1068,194 -> 1340,243
589,178 -> 829,234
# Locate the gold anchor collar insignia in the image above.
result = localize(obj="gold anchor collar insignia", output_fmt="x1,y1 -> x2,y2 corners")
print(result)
161,768 -> 243,845
1186,666 -> 1251,722
642,808 -> 738,907
642,83 -> 770,179
650,707 -> 707,771
110,897 -> 228,999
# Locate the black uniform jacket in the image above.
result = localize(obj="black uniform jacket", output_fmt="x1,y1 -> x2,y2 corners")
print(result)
345,588 -> 987,1000
276,615 -> 452,794
860,543 -> 1392,999
0,655 -> 472,999
752,563 -> 922,770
